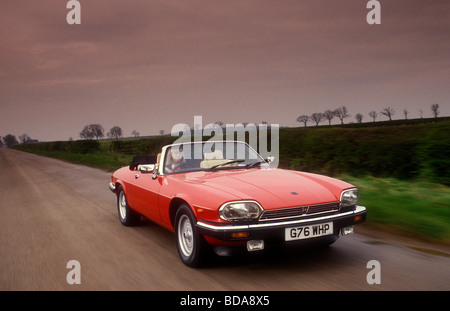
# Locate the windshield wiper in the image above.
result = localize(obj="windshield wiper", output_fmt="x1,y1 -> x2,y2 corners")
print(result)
244,161 -> 266,168
208,159 -> 245,170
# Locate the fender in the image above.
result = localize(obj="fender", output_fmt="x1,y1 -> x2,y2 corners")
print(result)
166,193 -> 198,227
113,180 -> 128,196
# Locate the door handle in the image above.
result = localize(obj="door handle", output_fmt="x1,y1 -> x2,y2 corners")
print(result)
135,174 -> 140,179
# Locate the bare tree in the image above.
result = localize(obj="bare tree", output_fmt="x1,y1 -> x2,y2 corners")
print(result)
80,125 -> 94,139
431,103 -> 439,118
355,113 -> 363,123
80,124 -> 104,140
368,111 -> 378,122
323,110 -> 336,125
296,115 -> 309,127
334,106 -> 350,124
380,107 -> 395,121
91,124 -> 104,140
403,109 -> 408,120
419,109 -> 423,119
109,126 -> 122,140
310,112 -> 324,126
131,130 -> 140,137
19,134 -> 31,144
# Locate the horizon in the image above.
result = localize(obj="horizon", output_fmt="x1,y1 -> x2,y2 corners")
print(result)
3,114 -> 448,144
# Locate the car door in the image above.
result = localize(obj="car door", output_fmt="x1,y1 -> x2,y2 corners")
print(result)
126,171 -> 162,222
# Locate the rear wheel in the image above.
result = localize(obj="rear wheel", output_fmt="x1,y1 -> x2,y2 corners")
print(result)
175,204 -> 207,267
117,185 -> 140,226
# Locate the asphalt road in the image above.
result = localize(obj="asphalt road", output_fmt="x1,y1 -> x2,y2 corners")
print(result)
1,148 -> 449,291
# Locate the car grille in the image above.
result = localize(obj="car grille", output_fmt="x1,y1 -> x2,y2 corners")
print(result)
259,202 -> 340,221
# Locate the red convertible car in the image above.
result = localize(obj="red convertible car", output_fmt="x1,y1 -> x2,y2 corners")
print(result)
109,141 -> 366,267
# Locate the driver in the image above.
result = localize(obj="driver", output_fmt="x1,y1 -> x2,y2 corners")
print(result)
165,148 -> 185,173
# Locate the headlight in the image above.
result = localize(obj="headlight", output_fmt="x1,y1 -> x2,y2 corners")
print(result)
340,188 -> 359,208
219,201 -> 263,221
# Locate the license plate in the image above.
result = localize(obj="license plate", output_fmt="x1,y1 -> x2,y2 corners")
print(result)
285,222 -> 333,241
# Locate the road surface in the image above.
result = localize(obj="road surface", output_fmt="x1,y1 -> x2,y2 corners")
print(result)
1,148 -> 449,291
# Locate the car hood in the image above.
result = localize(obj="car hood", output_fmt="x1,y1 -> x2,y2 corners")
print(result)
170,168 -> 354,210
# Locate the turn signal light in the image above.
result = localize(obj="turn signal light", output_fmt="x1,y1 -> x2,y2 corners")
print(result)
354,215 -> 362,222
231,232 -> 250,239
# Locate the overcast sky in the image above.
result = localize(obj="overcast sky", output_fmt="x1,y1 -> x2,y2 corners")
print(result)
1,0 -> 449,142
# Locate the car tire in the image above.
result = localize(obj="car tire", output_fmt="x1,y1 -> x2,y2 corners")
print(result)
175,204 -> 207,267
117,185 -> 140,226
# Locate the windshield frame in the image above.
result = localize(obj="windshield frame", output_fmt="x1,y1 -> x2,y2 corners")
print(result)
159,141 -> 267,175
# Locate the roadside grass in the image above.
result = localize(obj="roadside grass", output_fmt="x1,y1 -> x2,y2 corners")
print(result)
24,150 -> 133,172
341,175 -> 450,241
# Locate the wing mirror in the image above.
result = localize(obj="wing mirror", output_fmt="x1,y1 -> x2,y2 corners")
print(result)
137,164 -> 159,179
138,164 -> 155,172
266,156 -> 275,164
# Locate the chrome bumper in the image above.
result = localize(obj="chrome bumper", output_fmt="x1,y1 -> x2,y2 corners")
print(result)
196,205 -> 367,241
108,182 -> 116,193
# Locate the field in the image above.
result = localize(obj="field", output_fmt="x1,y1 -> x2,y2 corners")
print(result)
13,119 -> 450,241
342,175 -> 450,240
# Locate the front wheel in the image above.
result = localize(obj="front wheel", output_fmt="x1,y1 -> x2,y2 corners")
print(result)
175,204 -> 208,267
117,186 -> 140,226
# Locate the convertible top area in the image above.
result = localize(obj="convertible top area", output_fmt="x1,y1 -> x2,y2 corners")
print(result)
129,155 -> 157,170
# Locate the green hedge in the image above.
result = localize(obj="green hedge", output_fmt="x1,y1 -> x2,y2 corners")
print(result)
109,136 -> 176,155
15,139 -> 100,154
14,120 -> 450,185
279,121 -> 450,185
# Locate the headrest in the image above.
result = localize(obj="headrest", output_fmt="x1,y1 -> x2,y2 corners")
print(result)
204,150 -> 223,160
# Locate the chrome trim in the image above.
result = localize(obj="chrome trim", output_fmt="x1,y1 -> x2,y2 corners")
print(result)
340,188 -> 359,208
250,205 -> 365,229
259,201 -> 340,221
108,182 -> 116,193
196,205 -> 366,232
197,222 -> 250,231
158,140 -> 264,176
219,200 -> 264,221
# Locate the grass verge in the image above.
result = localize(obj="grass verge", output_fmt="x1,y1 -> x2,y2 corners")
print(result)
22,150 -> 133,172
341,175 -> 450,241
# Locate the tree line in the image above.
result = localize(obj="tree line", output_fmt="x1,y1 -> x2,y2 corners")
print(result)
296,104 -> 441,127
0,125 -> 141,148
78,124 -> 141,140
0,104 -> 443,147
0,133 -> 38,147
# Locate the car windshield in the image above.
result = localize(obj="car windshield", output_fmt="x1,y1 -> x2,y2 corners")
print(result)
163,141 -> 268,174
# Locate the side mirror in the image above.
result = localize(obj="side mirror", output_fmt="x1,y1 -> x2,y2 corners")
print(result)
152,165 -> 159,180
139,164 -> 156,172
266,156 -> 275,164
